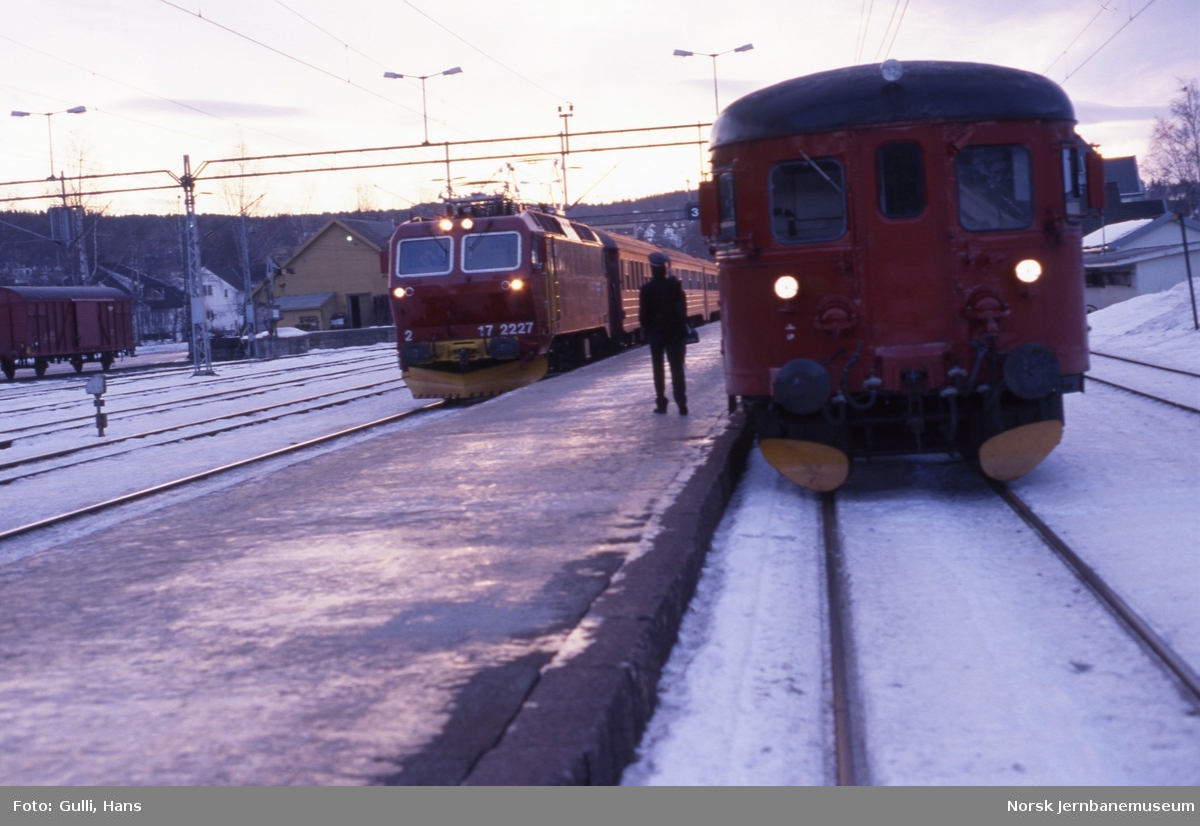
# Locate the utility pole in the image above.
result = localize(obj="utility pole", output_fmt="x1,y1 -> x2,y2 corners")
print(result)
181,155 -> 214,376
239,211 -> 257,358
558,104 -> 573,213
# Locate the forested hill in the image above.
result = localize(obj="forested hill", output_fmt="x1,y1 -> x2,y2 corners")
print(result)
0,189 -> 708,289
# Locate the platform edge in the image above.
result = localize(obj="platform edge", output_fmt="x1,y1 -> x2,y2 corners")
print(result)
462,410 -> 754,785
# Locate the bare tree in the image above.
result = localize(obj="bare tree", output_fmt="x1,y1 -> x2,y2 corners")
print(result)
1145,80 -> 1200,216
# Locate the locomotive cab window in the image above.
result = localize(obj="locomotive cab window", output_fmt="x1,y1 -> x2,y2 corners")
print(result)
463,231 -> 521,273
956,145 -> 1034,231
770,158 -> 846,243
397,237 -> 453,276
877,142 -> 925,219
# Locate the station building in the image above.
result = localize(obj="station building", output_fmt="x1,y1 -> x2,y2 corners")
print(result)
258,217 -> 395,332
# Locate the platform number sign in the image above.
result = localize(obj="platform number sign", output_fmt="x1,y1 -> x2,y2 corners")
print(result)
685,202 -> 701,221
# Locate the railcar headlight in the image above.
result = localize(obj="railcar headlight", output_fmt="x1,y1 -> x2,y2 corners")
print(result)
438,218 -> 454,232
461,217 -> 474,230
1015,259 -> 1042,284
510,278 -> 524,291
391,286 -> 414,298
774,275 -> 800,300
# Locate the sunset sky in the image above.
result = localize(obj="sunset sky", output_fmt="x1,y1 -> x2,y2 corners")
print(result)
2,0 -> 1196,215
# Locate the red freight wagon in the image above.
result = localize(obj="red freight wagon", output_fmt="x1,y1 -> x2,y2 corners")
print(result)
0,286 -> 136,380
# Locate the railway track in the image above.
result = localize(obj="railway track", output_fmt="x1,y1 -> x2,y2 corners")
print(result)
817,470 -> 1199,785
0,366 -> 402,443
0,377 -> 408,481
0,347 -> 396,420
0,401 -> 444,544
1087,351 -> 1200,414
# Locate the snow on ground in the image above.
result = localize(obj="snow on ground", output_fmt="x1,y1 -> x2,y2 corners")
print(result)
0,343 -> 434,563
625,284 -> 1200,786
1087,280 -> 1200,372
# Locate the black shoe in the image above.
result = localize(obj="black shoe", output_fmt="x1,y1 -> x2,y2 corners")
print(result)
654,401 -> 668,414
678,403 -> 688,416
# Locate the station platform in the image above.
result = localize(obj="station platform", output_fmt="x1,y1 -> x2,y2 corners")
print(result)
0,328 -> 751,785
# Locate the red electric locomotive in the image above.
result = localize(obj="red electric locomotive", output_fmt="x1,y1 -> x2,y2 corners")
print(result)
388,195 -> 717,399
700,61 -> 1104,490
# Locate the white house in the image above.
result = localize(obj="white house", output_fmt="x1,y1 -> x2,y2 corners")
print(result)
198,267 -> 246,336
1083,214 -> 1200,312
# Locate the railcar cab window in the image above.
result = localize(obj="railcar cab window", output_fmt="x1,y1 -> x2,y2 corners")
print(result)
770,158 -> 846,243
463,231 -> 521,273
1062,145 -> 1088,219
956,145 -> 1034,231
397,237 -> 453,276
877,142 -> 925,219
716,172 -> 737,239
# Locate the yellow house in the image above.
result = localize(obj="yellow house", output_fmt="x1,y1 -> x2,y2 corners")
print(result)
262,217 -> 395,331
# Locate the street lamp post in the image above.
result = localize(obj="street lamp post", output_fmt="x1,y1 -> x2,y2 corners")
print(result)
672,44 -> 753,116
383,67 -> 462,145
10,106 -> 87,179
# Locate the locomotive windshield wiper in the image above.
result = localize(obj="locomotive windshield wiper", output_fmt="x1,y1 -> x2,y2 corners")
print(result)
798,148 -> 842,193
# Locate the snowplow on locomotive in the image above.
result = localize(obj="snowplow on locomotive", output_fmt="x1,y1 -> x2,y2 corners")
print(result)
387,194 -> 717,399
701,61 -> 1103,491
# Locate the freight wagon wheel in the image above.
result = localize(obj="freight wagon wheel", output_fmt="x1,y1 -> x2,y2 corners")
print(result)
71,356 -> 84,373
34,358 -> 48,378
100,352 -> 114,371
1,360 -> 14,381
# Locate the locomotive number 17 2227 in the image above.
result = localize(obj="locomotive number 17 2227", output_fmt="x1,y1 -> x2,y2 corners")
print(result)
479,322 -> 533,336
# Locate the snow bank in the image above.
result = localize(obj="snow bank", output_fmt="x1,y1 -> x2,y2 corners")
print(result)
1087,280 -> 1200,371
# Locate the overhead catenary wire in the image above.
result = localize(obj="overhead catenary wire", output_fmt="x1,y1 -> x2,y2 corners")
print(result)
1061,0 -> 1162,83
155,0 -> 424,119
882,0 -> 911,60
0,122 -> 711,206
871,0 -> 905,64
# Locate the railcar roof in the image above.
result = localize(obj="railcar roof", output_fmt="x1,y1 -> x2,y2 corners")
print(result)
711,61 -> 1074,148
593,229 -> 714,269
0,286 -> 128,301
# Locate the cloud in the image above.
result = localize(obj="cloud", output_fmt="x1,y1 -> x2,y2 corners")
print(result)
117,98 -> 307,119
1074,101 -> 1169,125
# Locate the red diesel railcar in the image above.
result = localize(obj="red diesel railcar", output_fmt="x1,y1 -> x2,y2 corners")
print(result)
387,195 -> 716,399
0,286 -> 135,380
700,61 -> 1104,490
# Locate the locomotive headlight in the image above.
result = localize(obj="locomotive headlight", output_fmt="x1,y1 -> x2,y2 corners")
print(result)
774,275 -> 800,300
392,286 -> 414,299
510,278 -> 525,291
1015,259 -> 1043,284
460,217 -> 474,230
438,218 -> 454,232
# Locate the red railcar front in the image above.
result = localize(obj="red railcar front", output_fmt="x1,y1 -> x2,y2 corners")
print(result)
703,61 -> 1103,490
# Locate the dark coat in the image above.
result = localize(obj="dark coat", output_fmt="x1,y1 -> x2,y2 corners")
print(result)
638,274 -> 688,344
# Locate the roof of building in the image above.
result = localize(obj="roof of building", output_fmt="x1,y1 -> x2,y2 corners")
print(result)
711,61 -> 1074,148
1083,214 -> 1200,268
1081,185 -> 1167,235
283,217 -> 396,267
208,266 -> 246,291
90,264 -> 189,309
1103,156 -> 1144,197
340,218 -> 396,249
274,292 -> 336,311
0,285 -> 129,301
1083,213 -> 1200,250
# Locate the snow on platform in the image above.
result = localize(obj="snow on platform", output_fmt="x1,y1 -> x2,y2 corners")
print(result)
0,329 -> 746,785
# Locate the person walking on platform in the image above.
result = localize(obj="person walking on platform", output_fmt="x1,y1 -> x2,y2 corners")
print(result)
638,251 -> 688,415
